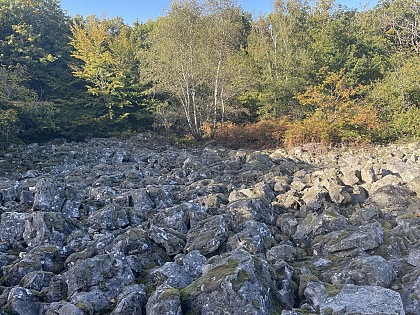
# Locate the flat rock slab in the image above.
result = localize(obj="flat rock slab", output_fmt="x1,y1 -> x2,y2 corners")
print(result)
320,284 -> 405,315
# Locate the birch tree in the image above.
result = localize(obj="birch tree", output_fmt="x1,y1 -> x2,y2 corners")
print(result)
144,0 -> 247,139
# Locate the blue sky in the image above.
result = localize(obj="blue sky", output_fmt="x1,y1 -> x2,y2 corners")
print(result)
60,0 -> 377,25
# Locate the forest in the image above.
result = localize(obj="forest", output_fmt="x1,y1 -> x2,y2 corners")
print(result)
0,0 -> 419,148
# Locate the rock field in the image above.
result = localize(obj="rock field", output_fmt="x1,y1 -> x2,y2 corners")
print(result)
0,133 -> 419,315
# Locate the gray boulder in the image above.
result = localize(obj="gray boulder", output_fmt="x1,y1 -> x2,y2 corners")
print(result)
70,289 -> 110,314
40,301 -> 84,315
292,209 -> 348,247
148,262 -> 192,289
23,212 -> 79,248
185,214 -> 229,255
7,287 -> 40,315
150,205 -> 188,233
32,178 -> 65,212
63,252 -> 135,299
266,244 -> 303,263
86,204 -> 130,231
148,226 -> 186,256
111,227 -> 150,255
130,188 -> 154,214
146,285 -> 182,315
312,222 -> 384,255
180,248 -> 278,315
332,255 -> 396,287
1,246 -> 61,286
0,212 -> 30,244
111,284 -> 147,315
174,250 -> 207,279
227,198 -> 275,230
320,284 -> 405,315
227,220 -> 275,254
21,271 -> 54,291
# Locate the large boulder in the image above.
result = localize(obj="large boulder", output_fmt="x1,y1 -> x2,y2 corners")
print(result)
227,220 -> 275,254
332,255 -> 396,287
180,249 -> 278,315
320,284 -> 405,315
185,214 -> 229,255
110,284 -> 147,315
312,222 -> 384,255
227,198 -> 275,230
146,285 -> 182,315
63,252 -> 135,299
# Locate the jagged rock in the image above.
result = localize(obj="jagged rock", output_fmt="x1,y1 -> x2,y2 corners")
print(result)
146,285 -> 182,315
70,289 -> 110,314
63,252 -> 135,299
23,212 -> 79,248
174,250 -> 207,279
360,163 -> 377,184
0,181 -> 18,203
146,185 -> 174,209
110,284 -> 147,315
304,281 -> 328,309
148,262 -> 192,289
227,220 -> 275,254
129,188 -> 154,214
276,213 -> 298,237
41,301 -> 84,315
408,176 -> 420,196
180,248 -> 278,315
227,198 -> 275,230
1,246 -> 62,286
86,186 -> 116,205
111,227 -> 150,255
229,182 -> 275,203
312,221 -> 384,255
185,214 -> 229,255
301,185 -> 328,211
7,286 -> 40,315
21,271 -> 54,291
324,179 -> 352,206
86,204 -> 130,231
366,184 -> 409,209
41,275 -> 68,303
320,284 -> 405,315
148,226 -> 186,256
292,209 -> 348,247
266,244 -> 303,263
0,212 -> 30,244
407,248 -> 420,267
32,178 -> 65,212
332,255 -> 396,287
339,166 -> 361,186
150,205 -> 188,233
349,206 -> 380,224
402,270 -> 420,315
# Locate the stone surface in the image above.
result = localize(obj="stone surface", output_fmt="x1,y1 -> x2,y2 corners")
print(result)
0,135 -> 418,314
320,284 -> 405,315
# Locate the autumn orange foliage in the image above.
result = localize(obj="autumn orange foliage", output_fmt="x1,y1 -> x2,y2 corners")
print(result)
212,118 -> 291,149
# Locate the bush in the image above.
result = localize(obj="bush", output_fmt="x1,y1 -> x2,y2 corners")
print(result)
213,117 -> 291,149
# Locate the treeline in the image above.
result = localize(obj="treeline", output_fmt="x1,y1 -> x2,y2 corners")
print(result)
0,0 -> 419,147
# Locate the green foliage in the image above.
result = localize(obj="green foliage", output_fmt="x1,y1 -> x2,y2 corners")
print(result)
144,0 -> 249,139
369,55 -> 420,140
69,16 -> 149,118
0,0 -> 418,146
0,0 -> 73,97
245,0 -> 314,119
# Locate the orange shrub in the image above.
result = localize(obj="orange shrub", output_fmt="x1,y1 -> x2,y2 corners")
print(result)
214,117 -> 291,149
